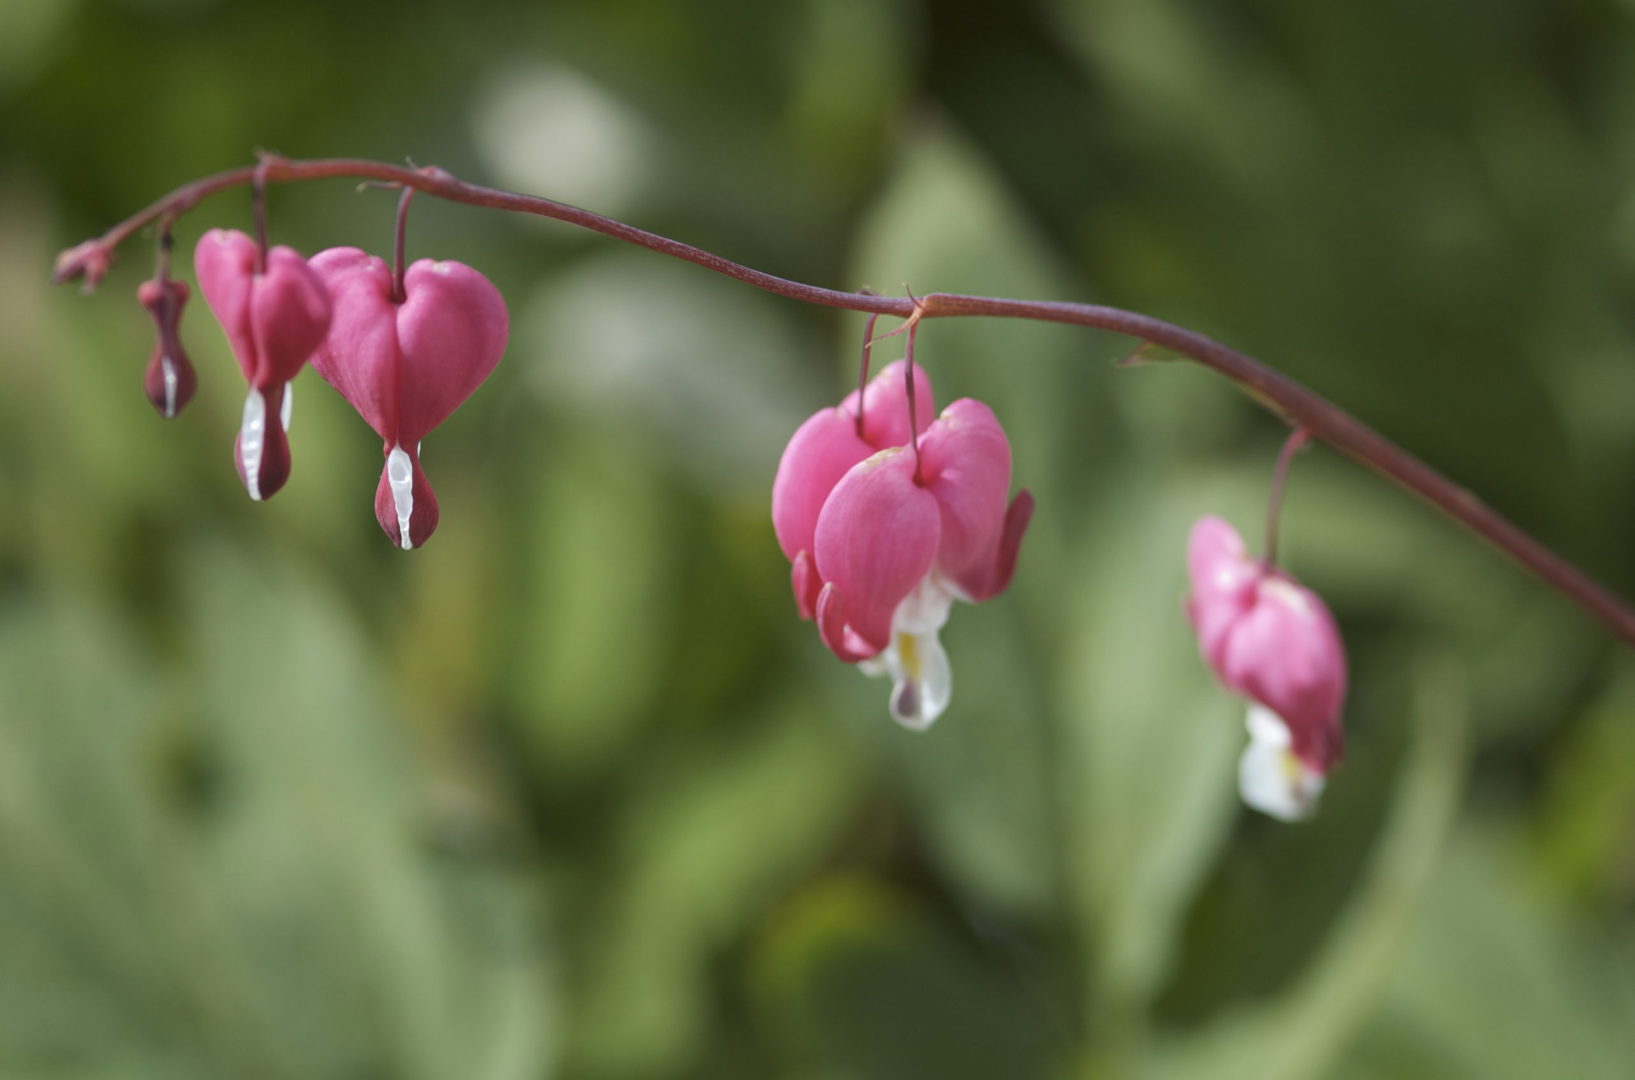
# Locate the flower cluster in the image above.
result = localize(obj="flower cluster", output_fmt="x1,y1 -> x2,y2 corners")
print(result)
772,361 -> 1034,729
135,224 -> 508,549
123,197 -> 1353,823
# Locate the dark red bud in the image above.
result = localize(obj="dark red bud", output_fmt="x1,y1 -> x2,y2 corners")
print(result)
137,278 -> 197,419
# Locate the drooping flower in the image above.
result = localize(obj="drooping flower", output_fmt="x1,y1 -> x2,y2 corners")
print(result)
772,362 -> 1033,728
308,247 -> 508,549
194,229 -> 333,500
136,277 -> 196,419
1185,515 -> 1346,821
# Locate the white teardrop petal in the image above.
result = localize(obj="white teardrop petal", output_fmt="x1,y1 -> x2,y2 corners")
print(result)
239,388 -> 266,501
386,445 -> 415,550
1238,706 -> 1324,821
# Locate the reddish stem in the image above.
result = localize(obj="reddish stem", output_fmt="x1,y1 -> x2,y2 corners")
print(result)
855,308 -> 880,439
49,154 -> 1635,647
903,313 -> 925,485
1264,426 -> 1310,568
391,186 -> 414,304
250,159 -> 269,275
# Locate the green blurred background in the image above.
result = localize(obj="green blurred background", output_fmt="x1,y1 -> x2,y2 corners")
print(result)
3,0 -> 1634,1076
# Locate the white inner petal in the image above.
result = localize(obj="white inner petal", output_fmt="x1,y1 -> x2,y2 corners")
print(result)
239,388 -> 266,501
859,575 -> 957,730
1238,705 -> 1324,821
161,356 -> 178,418
281,382 -> 293,431
386,445 -> 416,550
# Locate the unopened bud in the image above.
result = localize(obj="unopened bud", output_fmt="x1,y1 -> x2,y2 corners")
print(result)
137,278 -> 197,419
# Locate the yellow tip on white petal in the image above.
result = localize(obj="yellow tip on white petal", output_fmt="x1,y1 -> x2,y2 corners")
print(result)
887,629 -> 951,731
1239,705 -> 1324,821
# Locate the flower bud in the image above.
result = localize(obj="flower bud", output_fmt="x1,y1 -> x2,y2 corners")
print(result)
1185,515 -> 1346,820
194,229 -> 332,500
136,278 -> 196,419
308,247 -> 507,549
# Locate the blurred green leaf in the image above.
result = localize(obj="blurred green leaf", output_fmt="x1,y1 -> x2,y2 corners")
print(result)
567,699 -> 864,1077
751,875 -> 1062,1080
1059,473 -> 1244,1032
1145,657 -> 1468,1080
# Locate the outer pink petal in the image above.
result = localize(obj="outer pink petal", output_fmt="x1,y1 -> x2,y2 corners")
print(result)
309,247 -> 401,441
771,407 -> 874,565
970,489 -> 1034,601
813,448 -> 940,654
1187,516 -> 1253,601
918,399 -> 1013,597
396,259 -> 508,441
838,360 -> 935,450
249,246 -> 332,387
1220,574 -> 1347,771
1185,516 -> 1259,664
194,228 -> 258,379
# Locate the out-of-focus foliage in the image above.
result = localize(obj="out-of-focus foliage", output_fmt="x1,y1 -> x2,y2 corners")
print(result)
2,0 -> 1634,1076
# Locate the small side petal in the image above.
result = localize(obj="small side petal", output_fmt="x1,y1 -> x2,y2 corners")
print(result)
815,582 -> 880,662
790,550 -> 819,620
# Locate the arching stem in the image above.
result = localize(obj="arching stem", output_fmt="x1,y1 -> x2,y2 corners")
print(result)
48,154 -> 1635,647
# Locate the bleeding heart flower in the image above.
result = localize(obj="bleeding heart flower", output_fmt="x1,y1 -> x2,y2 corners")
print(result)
308,247 -> 508,549
1185,515 -> 1346,821
136,277 -> 196,419
772,363 -> 1033,729
194,229 -> 333,500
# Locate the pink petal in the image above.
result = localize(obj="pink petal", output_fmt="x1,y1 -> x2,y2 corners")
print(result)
838,359 -> 935,449
1187,515 -> 1253,601
194,229 -> 258,380
815,582 -> 879,662
972,489 -> 1034,601
1218,574 -> 1347,771
395,259 -> 508,442
790,550 -> 819,620
1184,516 -> 1259,664
309,247 -> 401,441
918,399 -> 1014,597
771,407 -> 874,566
137,278 -> 195,419
813,448 -> 940,653
249,246 -> 332,388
